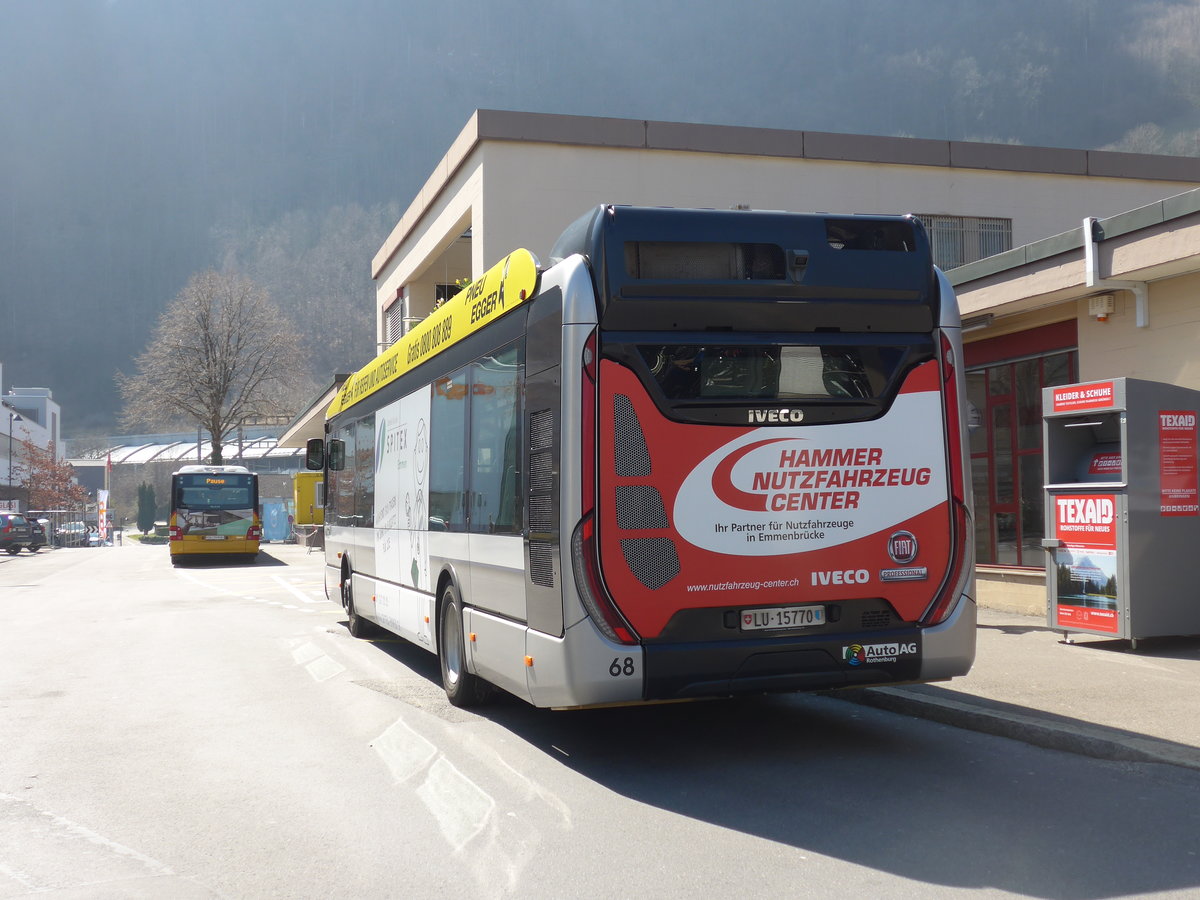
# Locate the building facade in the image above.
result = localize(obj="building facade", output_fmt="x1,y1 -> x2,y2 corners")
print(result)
360,109 -> 1200,613
952,189 -> 1200,613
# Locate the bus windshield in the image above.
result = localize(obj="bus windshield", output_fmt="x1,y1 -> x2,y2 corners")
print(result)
174,474 -> 256,510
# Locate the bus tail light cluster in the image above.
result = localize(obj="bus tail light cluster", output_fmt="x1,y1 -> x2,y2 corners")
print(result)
246,524 -> 262,541
168,525 -> 182,542
923,330 -> 972,625
573,329 -> 638,646
571,514 -> 637,645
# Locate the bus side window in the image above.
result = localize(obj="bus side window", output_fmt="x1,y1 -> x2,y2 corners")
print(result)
327,439 -> 345,471
356,415 -> 375,528
431,370 -> 469,531
335,428 -> 356,526
469,341 -> 523,535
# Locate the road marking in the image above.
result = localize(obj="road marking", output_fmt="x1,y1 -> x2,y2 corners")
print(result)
417,757 -> 495,851
272,574 -> 326,604
291,642 -> 323,665
372,719 -> 438,783
174,571 -> 238,595
305,655 -> 346,681
0,792 -> 174,891
370,719 -> 497,853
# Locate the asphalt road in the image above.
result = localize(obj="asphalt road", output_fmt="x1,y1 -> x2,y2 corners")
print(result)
2,542 -> 1200,899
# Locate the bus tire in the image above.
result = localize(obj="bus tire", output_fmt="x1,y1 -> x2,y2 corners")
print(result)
438,583 -> 492,708
343,570 -> 376,639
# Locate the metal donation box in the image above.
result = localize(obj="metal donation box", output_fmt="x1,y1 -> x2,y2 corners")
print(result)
1043,377 -> 1200,643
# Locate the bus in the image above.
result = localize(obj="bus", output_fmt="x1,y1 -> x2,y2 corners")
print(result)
308,205 -> 975,708
168,464 -> 262,564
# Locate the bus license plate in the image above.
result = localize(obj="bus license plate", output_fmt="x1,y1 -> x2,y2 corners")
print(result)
204,535 -> 226,540
740,605 -> 825,631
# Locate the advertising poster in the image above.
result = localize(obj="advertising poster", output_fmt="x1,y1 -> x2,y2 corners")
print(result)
1052,493 -> 1120,634
597,358 -> 953,638
1158,410 -> 1199,516
371,387 -> 432,643
1051,381 -> 1115,413
97,490 -> 108,543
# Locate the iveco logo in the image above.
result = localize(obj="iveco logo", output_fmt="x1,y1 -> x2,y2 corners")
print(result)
748,408 -> 805,424
887,531 -> 919,564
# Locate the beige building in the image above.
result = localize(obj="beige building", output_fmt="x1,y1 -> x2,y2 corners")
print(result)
331,109 -> 1200,614
952,188 -> 1200,614
372,109 -> 1200,349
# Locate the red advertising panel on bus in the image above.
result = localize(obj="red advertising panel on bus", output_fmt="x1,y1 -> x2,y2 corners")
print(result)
597,359 -> 952,637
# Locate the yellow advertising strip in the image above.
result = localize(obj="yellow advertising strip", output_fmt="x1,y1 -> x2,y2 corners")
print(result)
327,248 -> 539,419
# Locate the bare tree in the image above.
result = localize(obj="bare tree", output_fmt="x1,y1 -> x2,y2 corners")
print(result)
118,270 -> 308,465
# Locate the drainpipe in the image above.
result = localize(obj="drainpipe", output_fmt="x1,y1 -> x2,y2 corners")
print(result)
1084,217 -> 1149,327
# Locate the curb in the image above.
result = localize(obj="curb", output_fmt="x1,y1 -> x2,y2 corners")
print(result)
834,685 -> 1200,773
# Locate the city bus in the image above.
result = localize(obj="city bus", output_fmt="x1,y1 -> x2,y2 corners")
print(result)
168,464 -> 262,564
308,205 -> 975,708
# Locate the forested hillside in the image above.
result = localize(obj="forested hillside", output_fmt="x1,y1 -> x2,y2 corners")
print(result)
2,0 -> 1199,429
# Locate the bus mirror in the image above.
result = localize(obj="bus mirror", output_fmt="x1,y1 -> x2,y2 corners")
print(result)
328,439 -> 346,472
305,438 -> 325,471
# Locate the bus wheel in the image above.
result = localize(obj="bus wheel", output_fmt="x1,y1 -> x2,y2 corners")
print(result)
343,571 -> 375,639
438,584 -> 492,708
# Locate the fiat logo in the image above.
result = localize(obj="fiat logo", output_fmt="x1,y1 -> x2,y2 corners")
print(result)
888,531 -> 918,564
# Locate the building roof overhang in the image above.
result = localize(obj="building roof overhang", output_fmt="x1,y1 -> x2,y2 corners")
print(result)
277,375 -> 350,449
951,187 -> 1200,324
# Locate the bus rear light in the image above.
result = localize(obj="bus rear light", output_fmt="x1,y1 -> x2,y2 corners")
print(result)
571,514 -> 638,645
922,499 -> 971,625
246,525 -> 262,541
168,525 -> 182,541
581,328 -> 597,518
940,331 -> 966,505
582,330 -> 598,384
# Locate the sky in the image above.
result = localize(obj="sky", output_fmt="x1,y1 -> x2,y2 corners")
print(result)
0,0 -> 1193,431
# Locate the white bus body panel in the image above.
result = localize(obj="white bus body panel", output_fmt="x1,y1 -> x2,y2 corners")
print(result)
463,606 -> 532,702
526,618 -> 645,708
466,533 -> 525,621
919,592 -> 977,681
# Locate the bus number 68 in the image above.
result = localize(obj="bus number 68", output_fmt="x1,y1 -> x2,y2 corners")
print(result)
609,657 -> 636,677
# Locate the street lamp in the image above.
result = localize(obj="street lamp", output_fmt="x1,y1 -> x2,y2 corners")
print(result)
7,411 -> 21,488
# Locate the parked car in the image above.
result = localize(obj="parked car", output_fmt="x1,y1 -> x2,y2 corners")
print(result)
27,518 -> 46,552
56,521 -> 88,548
0,513 -> 33,555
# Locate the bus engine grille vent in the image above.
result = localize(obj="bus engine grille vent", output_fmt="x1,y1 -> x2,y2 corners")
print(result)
530,409 -> 554,450
615,485 -> 669,530
613,394 -> 651,476
529,541 -> 555,587
529,450 -> 554,494
620,538 -> 680,590
529,496 -> 554,533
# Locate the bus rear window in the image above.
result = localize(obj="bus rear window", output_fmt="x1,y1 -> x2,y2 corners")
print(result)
175,475 -> 255,509
638,344 -> 909,401
625,242 -> 786,280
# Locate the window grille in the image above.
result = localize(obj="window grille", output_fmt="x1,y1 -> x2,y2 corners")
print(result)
918,215 -> 1012,270
383,300 -> 404,348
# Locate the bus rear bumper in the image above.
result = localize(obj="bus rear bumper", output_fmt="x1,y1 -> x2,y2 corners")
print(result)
642,593 -> 977,700
169,538 -> 259,557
